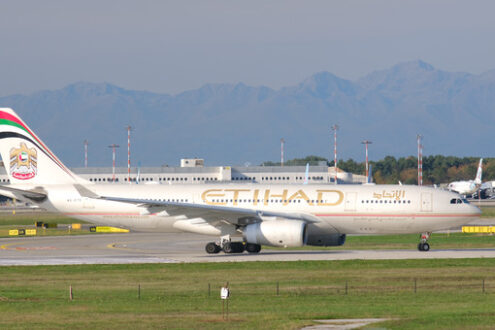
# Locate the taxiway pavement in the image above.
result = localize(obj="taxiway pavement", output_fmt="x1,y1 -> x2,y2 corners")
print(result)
1,232 -> 495,265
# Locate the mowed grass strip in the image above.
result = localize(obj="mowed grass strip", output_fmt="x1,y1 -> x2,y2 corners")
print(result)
0,212 -> 93,237
0,260 -> 495,329
480,206 -> 495,218
266,232 -> 495,250
0,212 -> 83,226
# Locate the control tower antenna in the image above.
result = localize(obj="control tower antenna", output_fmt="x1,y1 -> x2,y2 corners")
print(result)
417,134 -> 423,186
331,125 -> 339,184
84,140 -> 89,168
361,140 -> 372,179
125,125 -> 134,183
108,144 -> 120,182
280,138 -> 285,167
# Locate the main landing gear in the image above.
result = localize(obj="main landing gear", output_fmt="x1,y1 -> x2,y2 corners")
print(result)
417,232 -> 431,252
205,235 -> 261,254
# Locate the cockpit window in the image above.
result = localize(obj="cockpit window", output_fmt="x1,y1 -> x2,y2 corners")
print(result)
450,198 -> 465,204
462,198 -> 469,204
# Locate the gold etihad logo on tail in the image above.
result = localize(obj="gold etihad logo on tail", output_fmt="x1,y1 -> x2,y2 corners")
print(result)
201,189 -> 344,206
10,142 -> 37,180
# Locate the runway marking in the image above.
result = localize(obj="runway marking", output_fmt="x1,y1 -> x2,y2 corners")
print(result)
0,242 -> 56,251
0,242 -> 16,250
106,242 -> 155,254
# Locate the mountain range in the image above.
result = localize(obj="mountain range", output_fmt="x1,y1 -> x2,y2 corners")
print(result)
0,60 -> 493,167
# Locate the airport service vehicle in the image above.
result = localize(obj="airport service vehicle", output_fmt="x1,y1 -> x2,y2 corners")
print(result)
0,108 -> 481,253
448,158 -> 483,196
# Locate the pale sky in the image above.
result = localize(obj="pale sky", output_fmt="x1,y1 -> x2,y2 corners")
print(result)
1,0 -> 495,96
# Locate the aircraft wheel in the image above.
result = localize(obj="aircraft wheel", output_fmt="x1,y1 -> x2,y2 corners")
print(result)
231,242 -> 245,253
418,242 -> 430,252
422,242 -> 430,252
223,242 -> 233,253
246,243 -> 261,253
205,242 -> 221,254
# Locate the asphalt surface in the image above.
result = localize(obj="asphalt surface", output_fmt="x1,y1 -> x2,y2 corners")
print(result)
2,232 -> 495,265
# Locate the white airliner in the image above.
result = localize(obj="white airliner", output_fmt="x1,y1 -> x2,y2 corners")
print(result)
448,158 -> 483,196
0,108 -> 481,253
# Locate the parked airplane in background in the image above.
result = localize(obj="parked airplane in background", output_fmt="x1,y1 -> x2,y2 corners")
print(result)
448,159 -> 483,196
364,164 -> 375,185
0,108 -> 481,253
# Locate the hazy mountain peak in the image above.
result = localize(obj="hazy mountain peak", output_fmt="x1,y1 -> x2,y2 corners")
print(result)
289,71 -> 357,98
63,81 -> 125,95
1,61 -> 495,167
392,59 -> 435,72
357,60 -> 459,92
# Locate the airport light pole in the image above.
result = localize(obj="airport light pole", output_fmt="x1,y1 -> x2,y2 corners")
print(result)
108,144 -> 120,182
331,124 -> 339,184
84,140 -> 89,168
125,125 -> 133,183
417,134 -> 423,186
280,138 -> 285,167
361,140 -> 372,179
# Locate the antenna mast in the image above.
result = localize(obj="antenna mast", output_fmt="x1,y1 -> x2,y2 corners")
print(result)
108,144 -> 120,182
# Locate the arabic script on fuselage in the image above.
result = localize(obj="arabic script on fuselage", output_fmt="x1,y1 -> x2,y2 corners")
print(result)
372,190 -> 406,200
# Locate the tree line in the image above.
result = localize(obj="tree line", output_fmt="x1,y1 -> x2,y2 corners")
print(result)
262,155 -> 493,184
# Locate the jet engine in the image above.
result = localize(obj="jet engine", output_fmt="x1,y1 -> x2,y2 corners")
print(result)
243,220 -> 307,247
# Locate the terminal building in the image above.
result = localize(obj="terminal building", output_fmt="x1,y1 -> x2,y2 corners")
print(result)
0,158 -> 366,185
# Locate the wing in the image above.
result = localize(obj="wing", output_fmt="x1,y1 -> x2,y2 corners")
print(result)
99,195 -> 319,226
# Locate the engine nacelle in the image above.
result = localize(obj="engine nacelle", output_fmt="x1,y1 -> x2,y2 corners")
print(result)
306,233 -> 346,247
243,220 -> 307,247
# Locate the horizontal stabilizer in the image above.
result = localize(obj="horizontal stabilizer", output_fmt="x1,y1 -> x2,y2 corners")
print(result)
0,185 -> 47,202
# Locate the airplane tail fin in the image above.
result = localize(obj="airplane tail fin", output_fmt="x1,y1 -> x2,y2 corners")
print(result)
303,163 -> 309,184
475,158 -> 483,184
0,108 -> 80,185
368,164 -> 373,184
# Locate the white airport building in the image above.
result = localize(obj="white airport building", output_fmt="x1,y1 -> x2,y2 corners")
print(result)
0,158 -> 366,184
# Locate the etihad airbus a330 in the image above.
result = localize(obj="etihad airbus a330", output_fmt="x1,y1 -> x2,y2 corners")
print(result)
0,108 -> 481,253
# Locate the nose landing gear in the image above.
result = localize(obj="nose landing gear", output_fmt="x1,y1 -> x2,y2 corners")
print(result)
417,232 -> 431,252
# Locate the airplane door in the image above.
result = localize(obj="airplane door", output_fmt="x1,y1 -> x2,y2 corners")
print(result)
421,192 -> 432,212
344,192 -> 357,211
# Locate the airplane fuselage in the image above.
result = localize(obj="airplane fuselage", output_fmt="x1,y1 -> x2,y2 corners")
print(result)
28,183 -> 480,235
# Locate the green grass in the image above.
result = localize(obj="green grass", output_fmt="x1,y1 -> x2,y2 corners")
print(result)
267,232 -> 495,251
0,212 -> 96,237
480,206 -> 495,218
0,212 -> 86,226
0,260 -> 495,329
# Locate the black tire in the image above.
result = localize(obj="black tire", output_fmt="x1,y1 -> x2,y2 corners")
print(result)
223,242 -> 233,253
417,243 -> 423,251
205,242 -> 220,254
231,242 -> 245,253
422,242 -> 430,252
246,243 -> 261,253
